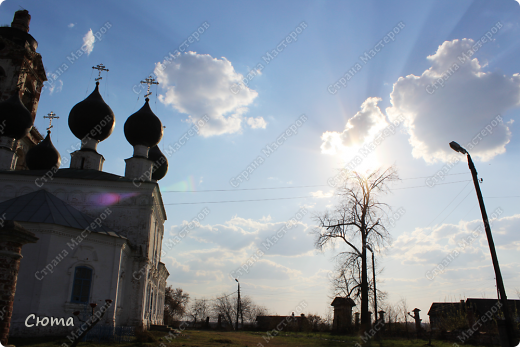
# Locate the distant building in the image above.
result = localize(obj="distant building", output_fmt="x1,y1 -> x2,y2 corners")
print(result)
256,313 -> 306,331
428,298 -> 520,332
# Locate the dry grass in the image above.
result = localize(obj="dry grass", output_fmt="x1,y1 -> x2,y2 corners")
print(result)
8,329 -> 487,347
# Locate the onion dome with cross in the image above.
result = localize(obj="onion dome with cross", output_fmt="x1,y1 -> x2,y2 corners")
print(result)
0,90 -> 33,140
68,64 -> 115,146
148,145 -> 168,180
26,111 -> 61,170
124,76 -> 163,150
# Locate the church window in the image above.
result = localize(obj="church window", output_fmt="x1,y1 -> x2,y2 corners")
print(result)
70,266 -> 93,303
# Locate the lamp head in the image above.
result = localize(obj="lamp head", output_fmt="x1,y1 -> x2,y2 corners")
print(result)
235,278 -> 238,283
449,141 -> 467,154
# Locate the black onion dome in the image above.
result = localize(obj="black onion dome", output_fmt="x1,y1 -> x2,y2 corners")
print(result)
26,131 -> 61,170
124,99 -> 163,147
148,145 -> 168,181
0,91 -> 33,139
68,82 -> 115,141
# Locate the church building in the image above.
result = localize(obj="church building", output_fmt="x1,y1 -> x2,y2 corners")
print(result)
0,10 -> 170,338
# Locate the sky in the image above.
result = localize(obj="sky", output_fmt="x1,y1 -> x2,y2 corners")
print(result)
2,0 -> 520,320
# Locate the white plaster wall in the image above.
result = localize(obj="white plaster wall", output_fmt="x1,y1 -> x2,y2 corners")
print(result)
0,172 -> 169,333
10,222 -> 127,337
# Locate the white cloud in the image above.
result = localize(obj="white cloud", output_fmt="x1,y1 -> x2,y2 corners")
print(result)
166,215 -> 314,257
391,213 -> 520,279
154,52 -> 261,137
82,29 -> 95,55
47,79 -> 63,95
68,23 -> 75,28
259,215 -> 272,222
247,116 -> 267,129
321,97 -> 388,155
309,190 -> 334,199
386,38 -> 520,163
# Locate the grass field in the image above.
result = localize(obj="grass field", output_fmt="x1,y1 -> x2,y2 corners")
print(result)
7,330 -> 482,347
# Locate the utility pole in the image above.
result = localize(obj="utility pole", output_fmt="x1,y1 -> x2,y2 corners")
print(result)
366,245 -> 377,325
450,142 -> 517,347
235,279 -> 240,330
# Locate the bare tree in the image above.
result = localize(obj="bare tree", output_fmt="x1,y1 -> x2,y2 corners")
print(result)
212,293 -> 268,329
400,298 -> 410,337
163,287 -> 190,325
213,293 -> 236,329
384,302 -> 400,332
189,298 -> 209,327
313,167 -> 399,331
240,296 -> 269,324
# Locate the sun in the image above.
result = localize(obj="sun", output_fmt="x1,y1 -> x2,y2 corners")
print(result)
337,144 -> 381,174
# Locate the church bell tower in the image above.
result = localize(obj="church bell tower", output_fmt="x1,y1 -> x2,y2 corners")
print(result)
0,10 -> 47,170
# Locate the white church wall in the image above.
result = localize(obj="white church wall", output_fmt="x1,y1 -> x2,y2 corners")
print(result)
9,222 -> 127,337
0,173 -> 169,332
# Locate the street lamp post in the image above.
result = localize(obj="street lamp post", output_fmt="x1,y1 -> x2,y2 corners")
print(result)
449,141 -> 517,347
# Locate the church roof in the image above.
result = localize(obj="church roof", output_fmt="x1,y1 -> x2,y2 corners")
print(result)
0,189 -> 126,239
0,168 -> 167,221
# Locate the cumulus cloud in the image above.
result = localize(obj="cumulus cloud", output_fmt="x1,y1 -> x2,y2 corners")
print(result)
154,52 -> 261,137
247,116 -> 267,129
309,190 -> 334,199
68,23 -> 75,28
321,97 -> 388,155
391,213 -> 520,280
386,38 -> 520,163
82,29 -> 95,55
166,214 -> 314,257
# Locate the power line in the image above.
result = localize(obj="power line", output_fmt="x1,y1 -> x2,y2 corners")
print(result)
436,188 -> 474,226
163,180 -> 474,205
161,173 -> 470,193
199,291 -> 237,302
164,196 -> 311,205
427,181 -> 472,228
162,185 -> 328,193
391,180 -> 471,190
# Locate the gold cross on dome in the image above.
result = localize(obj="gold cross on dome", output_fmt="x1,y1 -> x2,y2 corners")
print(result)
140,76 -> 159,98
44,111 -> 59,131
92,64 -> 109,82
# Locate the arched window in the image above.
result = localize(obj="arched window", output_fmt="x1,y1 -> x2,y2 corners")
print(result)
71,266 -> 93,304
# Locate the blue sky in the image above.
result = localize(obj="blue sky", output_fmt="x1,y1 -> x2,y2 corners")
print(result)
3,0 -> 520,319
